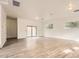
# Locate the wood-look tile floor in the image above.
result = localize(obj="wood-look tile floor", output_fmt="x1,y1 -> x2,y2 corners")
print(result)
0,37 -> 79,58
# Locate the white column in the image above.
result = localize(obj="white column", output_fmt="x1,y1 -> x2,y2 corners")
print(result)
0,4 -> 7,48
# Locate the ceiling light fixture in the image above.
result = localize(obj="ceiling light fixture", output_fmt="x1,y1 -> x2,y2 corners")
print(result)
35,17 -> 39,20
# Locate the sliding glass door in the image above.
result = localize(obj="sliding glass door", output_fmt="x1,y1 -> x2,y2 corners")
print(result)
27,26 -> 37,37
32,27 -> 37,36
27,26 -> 32,37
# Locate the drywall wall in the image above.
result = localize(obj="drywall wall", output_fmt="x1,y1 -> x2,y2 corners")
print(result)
0,4 -> 6,48
18,18 -> 43,39
7,18 -> 17,38
0,5 -> 1,47
44,16 -> 79,41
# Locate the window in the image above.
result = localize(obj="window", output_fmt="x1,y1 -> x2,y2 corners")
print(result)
27,26 -> 37,37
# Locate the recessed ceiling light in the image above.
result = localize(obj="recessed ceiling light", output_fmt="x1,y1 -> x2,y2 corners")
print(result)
35,17 -> 39,20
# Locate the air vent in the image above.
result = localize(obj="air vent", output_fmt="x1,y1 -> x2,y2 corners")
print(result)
73,9 -> 79,12
13,0 -> 20,7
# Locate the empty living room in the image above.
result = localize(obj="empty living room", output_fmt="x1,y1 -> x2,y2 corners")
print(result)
0,0 -> 79,58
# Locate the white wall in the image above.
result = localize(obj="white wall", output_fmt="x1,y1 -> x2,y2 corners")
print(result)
18,18 -> 43,39
44,17 -> 79,41
0,4 -> 6,48
7,18 -> 17,38
0,5 -> 1,47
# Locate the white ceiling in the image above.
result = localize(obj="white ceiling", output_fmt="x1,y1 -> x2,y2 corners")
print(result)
1,0 -> 79,20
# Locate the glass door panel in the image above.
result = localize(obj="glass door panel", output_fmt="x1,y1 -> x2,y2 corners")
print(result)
32,27 -> 37,37
27,27 -> 32,36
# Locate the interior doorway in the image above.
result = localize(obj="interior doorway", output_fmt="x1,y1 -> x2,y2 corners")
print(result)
6,16 -> 17,39
5,16 -> 18,46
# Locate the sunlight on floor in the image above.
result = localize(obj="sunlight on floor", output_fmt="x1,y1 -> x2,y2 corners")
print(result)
63,49 -> 73,54
26,37 -> 40,50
